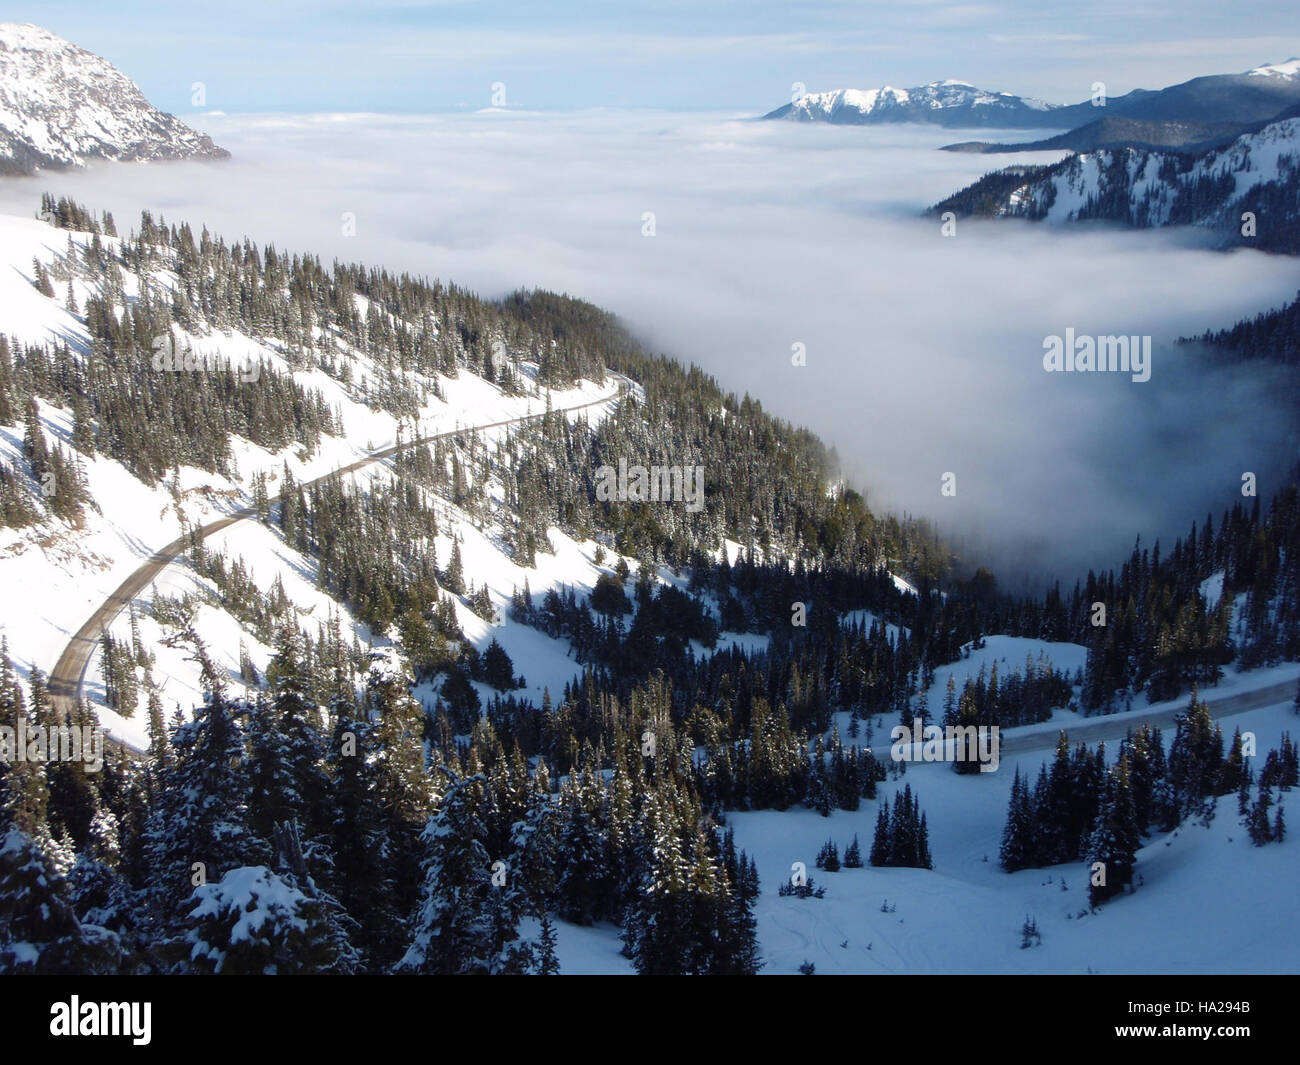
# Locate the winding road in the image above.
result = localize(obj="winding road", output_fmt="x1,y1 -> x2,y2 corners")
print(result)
47,368 -> 1292,765
47,380 -> 626,754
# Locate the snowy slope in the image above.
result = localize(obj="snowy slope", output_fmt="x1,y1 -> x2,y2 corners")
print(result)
0,22 -> 227,174
544,663 -> 1300,974
939,113 -> 1300,244
0,208 -> 622,749
738,673 -> 1300,975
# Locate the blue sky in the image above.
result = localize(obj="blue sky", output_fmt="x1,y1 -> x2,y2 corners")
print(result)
8,1 -> 1300,113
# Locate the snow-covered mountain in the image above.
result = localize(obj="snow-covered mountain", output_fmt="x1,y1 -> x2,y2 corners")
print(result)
766,61 -> 1300,131
1246,58 -> 1300,80
764,80 -> 1059,127
931,113 -> 1300,252
0,22 -> 227,175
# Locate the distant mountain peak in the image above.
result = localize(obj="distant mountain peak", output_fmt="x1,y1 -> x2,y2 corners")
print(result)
764,78 -> 1060,127
1246,58 -> 1300,79
766,61 -> 1300,131
0,21 -> 228,175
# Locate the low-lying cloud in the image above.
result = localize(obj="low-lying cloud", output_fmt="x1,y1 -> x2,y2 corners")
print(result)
4,110 -> 1297,587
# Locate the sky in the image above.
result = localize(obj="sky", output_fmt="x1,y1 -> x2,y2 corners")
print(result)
6,0 -> 1300,114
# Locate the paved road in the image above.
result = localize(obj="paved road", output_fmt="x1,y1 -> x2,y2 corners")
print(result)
997,679 -> 1298,759
47,381 -> 625,754
874,678 -> 1298,770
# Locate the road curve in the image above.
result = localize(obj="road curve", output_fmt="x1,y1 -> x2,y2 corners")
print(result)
47,380 -> 625,753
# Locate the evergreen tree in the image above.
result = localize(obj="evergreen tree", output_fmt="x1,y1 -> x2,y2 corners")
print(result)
397,770 -> 531,974
870,803 -> 890,866
537,913 -> 560,974
1086,754 -> 1140,905
999,767 -> 1036,872
142,685 -> 271,958
0,826 -> 121,974
185,865 -> 354,974
444,542 -> 465,595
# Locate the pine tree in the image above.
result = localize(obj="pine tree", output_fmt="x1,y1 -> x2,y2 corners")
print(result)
22,398 -> 49,481
444,542 -> 465,595
185,865 -> 354,974
805,735 -> 832,816
397,769 -> 530,974
999,767 -> 1036,871
1086,754 -> 1140,905
0,826 -> 122,974
35,669 -> 103,854
0,642 -> 52,846
1247,784 -> 1275,845
482,638 -> 515,691
257,627 -> 330,839
816,838 -> 840,871
869,803 -> 890,866
32,259 -> 54,298
326,709 -> 404,971
142,686 -> 271,956
537,913 -> 560,974
555,793 -> 608,924
622,792 -> 692,974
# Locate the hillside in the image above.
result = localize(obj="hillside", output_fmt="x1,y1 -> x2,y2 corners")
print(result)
929,115 -> 1300,253
1,197 -> 1298,976
940,115 -> 1264,156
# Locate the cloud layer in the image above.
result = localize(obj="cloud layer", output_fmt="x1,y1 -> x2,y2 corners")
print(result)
4,110 -> 1297,585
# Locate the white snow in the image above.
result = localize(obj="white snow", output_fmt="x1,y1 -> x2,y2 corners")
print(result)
1245,58 -> 1300,79
543,662 -> 1300,974
0,208 -> 623,750
1201,570 -> 1226,610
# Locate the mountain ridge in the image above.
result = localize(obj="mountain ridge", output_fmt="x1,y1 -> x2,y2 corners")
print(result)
765,60 -> 1300,131
929,113 -> 1300,254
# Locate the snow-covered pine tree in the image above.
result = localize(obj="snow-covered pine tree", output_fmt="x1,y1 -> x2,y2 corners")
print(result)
0,826 -> 121,974
397,769 -> 531,974
1086,753 -> 1140,905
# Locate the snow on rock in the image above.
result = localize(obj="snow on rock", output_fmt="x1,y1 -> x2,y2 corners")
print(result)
0,22 -> 228,174
1246,58 -> 1300,79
